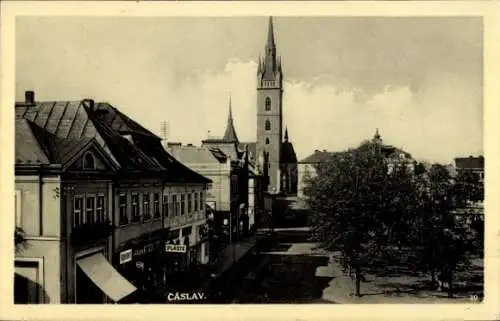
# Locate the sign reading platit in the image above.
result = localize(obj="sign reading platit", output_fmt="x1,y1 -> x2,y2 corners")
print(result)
165,244 -> 187,253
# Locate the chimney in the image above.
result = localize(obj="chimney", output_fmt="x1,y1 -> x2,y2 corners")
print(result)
25,90 -> 35,105
314,149 -> 320,153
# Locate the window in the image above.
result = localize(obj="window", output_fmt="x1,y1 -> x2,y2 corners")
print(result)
131,193 -> 140,222
265,97 -> 271,111
83,152 -> 95,170
265,120 -> 271,131
172,195 -> 178,216
96,196 -> 105,222
265,138 -> 270,145
162,195 -> 169,218
180,194 -> 185,215
119,194 -> 128,225
73,197 -> 84,227
187,193 -> 192,213
143,192 -> 151,220
15,190 -> 21,227
85,197 -> 95,224
194,193 -> 199,212
153,193 -> 160,218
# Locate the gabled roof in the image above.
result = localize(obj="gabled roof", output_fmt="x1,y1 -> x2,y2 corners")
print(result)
16,97 -> 210,183
91,104 -> 211,183
455,156 -> 484,170
299,150 -> 336,164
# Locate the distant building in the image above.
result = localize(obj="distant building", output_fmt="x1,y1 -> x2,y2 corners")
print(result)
297,150 -> 336,199
15,91 -> 211,303
454,155 -> 484,182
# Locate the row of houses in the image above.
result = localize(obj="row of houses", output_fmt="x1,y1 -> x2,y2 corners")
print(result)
14,91 -> 266,304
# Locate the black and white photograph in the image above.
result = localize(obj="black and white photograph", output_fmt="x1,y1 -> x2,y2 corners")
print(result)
1,1 -> 499,320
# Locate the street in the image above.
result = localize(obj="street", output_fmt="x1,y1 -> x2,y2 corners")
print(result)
207,230 -> 334,303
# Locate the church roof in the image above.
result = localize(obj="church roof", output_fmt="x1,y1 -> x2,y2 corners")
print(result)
280,141 -> 297,164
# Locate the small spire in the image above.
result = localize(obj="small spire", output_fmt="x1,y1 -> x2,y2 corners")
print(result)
284,127 -> 289,142
257,56 -> 262,73
222,95 -> 239,143
374,128 -> 381,140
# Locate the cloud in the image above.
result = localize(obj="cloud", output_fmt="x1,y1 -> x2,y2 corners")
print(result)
137,59 -> 481,165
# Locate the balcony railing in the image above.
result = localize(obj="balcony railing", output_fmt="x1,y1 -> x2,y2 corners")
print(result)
71,220 -> 114,246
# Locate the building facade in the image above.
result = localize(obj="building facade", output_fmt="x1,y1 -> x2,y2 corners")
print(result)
14,91 -> 211,303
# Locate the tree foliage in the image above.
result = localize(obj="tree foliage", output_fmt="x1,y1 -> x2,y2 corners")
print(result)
305,141 -> 484,298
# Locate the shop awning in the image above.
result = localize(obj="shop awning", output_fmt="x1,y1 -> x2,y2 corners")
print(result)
76,253 -> 137,302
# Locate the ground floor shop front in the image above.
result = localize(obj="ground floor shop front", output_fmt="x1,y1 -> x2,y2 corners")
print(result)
114,228 -> 210,296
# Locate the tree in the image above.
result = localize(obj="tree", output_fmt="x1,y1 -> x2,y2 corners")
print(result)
15,227 -> 27,254
306,141 -> 407,297
412,164 -> 471,298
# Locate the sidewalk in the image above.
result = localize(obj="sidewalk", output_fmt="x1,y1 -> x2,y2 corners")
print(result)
156,233 -> 262,297
210,234 -> 261,277
318,252 -> 483,303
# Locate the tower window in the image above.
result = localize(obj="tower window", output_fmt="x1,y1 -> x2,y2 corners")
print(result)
265,120 -> 271,131
265,97 -> 271,111
83,152 -> 95,170
265,138 -> 270,145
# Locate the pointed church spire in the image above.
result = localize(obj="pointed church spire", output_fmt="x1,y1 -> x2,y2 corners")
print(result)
267,16 -> 275,47
223,95 -> 239,143
284,127 -> 289,142
263,16 -> 278,81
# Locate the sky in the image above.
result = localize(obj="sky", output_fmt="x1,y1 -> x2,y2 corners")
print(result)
15,16 -> 483,164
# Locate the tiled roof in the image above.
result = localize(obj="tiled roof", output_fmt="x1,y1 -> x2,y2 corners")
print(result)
94,102 -> 159,139
15,119 -> 50,165
16,97 -> 210,183
299,150 -> 336,164
455,156 -> 484,170
91,105 -> 210,183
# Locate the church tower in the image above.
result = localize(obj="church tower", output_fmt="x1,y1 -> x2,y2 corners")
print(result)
256,16 -> 283,193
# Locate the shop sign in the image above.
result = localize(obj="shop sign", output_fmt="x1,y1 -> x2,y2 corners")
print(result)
119,249 -> 133,264
136,261 -> 144,269
165,244 -> 187,253
144,244 -> 154,253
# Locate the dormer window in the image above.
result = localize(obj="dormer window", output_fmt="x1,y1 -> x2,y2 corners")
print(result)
83,152 -> 95,170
